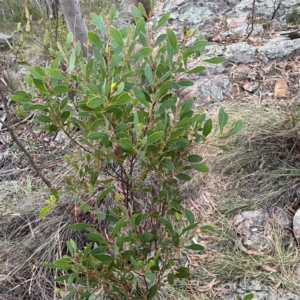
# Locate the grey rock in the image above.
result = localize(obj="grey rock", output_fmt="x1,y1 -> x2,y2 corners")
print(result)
293,208 -> 300,241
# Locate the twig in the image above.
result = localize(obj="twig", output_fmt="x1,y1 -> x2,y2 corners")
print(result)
272,0 -> 282,20
0,112 -> 34,132
245,0 -> 256,40
0,87 -> 52,188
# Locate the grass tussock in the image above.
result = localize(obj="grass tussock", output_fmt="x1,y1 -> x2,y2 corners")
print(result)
182,104 -> 300,298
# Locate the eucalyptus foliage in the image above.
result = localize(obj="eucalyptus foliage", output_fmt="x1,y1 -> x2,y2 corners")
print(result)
10,3 -> 243,299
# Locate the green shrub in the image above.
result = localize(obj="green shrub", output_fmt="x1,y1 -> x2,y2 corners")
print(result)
10,3 -> 243,299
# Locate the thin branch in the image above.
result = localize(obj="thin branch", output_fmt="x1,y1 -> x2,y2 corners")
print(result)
0,87 -> 52,188
245,0 -> 256,40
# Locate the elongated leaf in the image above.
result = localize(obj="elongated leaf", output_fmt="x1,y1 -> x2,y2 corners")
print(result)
27,66 -> 45,81
53,85 -> 72,95
87,96 -> 101,108
226,120 -> 244,137
203,56 -> 226,64
201,225 -> 215,233
180,98 -> 194,117
109,26 -> 124,49
154,12 -> 170,30
91,13 -> 106,34
203,119 -> 212,137
184,209 -> 195,224
186,155 -> 202,163
148,284 -> 158,299
187,66 -> 206,74
87,32 -> 104,50
185,243 -> 205,251
147,131 -> 164,143
119,138 -> 134,151
145,64 -> 152,85
88,132 -> 105,140
159,217 -> 173,233
40,205 -> 51,217
218,107 -> 228,135
36,115 -> 52,123
175,173 -> 191,181
96,186 -> 114,201
167,272 -> 175,284
177,80 -> 194,86
111,92 -> 133,105
166,28 -> 177,51
131,47 -> 153,60
44,68 -> 67,81
189,163 -> 209,173
156,99 -> 174,114
161,160 -> 175,171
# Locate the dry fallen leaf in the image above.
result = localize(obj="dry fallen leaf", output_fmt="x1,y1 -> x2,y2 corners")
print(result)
274,78 -> 288,98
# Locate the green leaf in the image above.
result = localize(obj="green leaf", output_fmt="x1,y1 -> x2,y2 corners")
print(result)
213,144 -> 230,151
88,132 -> 105,140
131,47 -> 153,60
154,12 -> 170,30
134,87 -> 150,107
119,138 -> 134,151
166,28 -> 177,51
189,163 -> 209,173
87,31 -> 104,50
10,91 -> 31,103
112,219 -> 128,238
180,98 -> 194,117
181,221 -> 200,235
186,155 -> 202,163
185,40 -> 208,54
159,217 -> 174,233
86,232 -> 108,245
138,232 -> 154,242
133,18 -> 146,39
146,131 -> 164,143
159,80 -> 173,97
185,243 -> 205,251
175,173 -> 192,181
130,255 -> 141,271
184,209 -> 195,224
203,119 -> 212,137
156,99 -> 174,114
203,56 -> 226,64
201,225 -> 215,233
218,107 -> 228,135
92,252 -> 113,263
226,120 -> 244,137
148,284 -> 158,299
40,205 -> 51,217
145,270 -> 156,283
67,223 -> 93,230
187,66 -> 206,73
134,213 -> 146,226
111,92 -> 133,105
60,111 -> 70,123
144,64 -> 153,86
68,52 -> 75,73
44,68 -> 67,81
109,26 -> 124,49
160,160 -> 175,171
177,80 -> 194,86
27,66 -> 45,81
243,294 -> 254,300
175,267 -> 190,278
154,33 -> 167,46
53,85 -> 72,95
86,96 -> 101,108
33,78 -> 47,92
36,115 -> 52,123
96,186 -> 114,201
91,13 -> 106,34
167,272 -> 175,285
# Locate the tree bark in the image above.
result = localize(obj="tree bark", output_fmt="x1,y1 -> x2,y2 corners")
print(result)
59,0 -> 88,57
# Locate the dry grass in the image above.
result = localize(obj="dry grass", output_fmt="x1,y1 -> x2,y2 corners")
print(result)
179,104 -> 300,299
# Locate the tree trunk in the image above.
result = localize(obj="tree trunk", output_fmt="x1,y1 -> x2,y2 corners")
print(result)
59,0 -> 88,57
